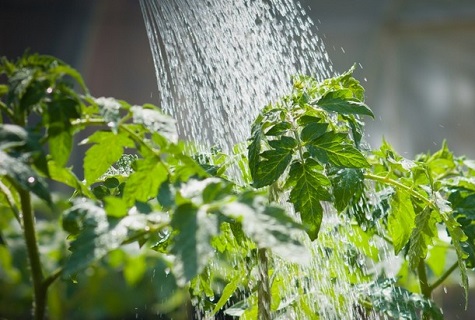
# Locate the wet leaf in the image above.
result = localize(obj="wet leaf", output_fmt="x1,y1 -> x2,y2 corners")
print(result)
83,131 -> 134,185
388,190 -> 415,254
170,203 -> 219,285
287,159 -> 331,240
307,132 -> 369,168
316,90 -> 374,118
331,168 -> 364,212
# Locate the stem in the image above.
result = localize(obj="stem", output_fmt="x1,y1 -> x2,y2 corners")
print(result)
257,248 -> 271,320
20,188 -> 47,320
364,173 -> 433,207
0,101 -> 15,119
417,260 -> 431,320
417,260 -> 431,299
429,261 -> 458,292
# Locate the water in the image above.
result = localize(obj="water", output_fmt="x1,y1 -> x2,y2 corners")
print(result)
140,0 -> 332,150
139,0 -> 393,318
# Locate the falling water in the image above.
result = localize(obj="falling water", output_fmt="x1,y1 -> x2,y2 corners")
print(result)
140,0 -> 332,150
140,0 -> 395,318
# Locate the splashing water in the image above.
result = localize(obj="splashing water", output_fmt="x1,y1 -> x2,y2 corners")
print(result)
140,0 -> 332,150
140,0 -> 396,318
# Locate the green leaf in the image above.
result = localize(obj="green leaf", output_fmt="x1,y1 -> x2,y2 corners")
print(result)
300,122 -> 328,142
357,278 -> 443,320
131,105 -> 177,142
48,129 -> 72,167
83,131 -> 134,185
170,203 -> 219,285
408,207 -> 438,270
47,159 -> 92,197
104,196 -> 128,218
212,271 -> 245,315
265,122 -> 291,136
316,90 -> 374,118
287,159 -> 331,240
307,132 -> 369,168
63,198 -> 165,276
122,158 -> 168,207
0,151 -> 51,204
123,253 -> 147,287
0,125 -> 48,172
248,121 -> 263,181
253,137 -> 296,188
437,194 -> 469,308
388,190 -> 416,254
331,168 -> 364,212
221,192 -> 309,264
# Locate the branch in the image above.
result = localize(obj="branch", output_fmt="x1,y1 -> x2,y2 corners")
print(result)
429,261 -> 458,292
364,173 -> 433,207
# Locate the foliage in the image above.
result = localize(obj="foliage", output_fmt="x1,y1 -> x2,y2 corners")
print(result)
1,54 -> 475,319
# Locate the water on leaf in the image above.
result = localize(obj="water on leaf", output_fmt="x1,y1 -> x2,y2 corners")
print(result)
139,0 -> 396,318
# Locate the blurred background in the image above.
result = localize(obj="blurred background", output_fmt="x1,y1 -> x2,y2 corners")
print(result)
1,0 -> 475,319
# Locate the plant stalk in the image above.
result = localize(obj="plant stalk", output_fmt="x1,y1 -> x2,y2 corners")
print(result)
20,188 -> 47,320
257,248 -> 271,320
429,261 -> 458,292
417,260 -> 431,320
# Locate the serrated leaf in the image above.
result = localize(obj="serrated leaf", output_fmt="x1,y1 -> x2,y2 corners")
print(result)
253,139 -> 295,188
408,207 -> 438,270
122,158 -> 168,207
331,168 -> 364,212
63,198 -> 164,276
171,203 -> 218,285
307,132 -> 369,168
0,151 -> 51,204
131,105 -> 177,142
221,192 -> 309,264
316,91 -> 374,118
287,159 -> 331,240
83,131 -> 134,185
388,190 -> 415,254
437,194 -> 469,308
265,122 -> 291,136
248,120 -> 263,180
300,122 -> 328,142
357,278 -> 443,320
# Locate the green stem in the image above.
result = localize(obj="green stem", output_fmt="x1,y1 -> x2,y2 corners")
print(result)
364,173 -> 433,207
0,101 -> 14,119
417,260 -> 431,320
429,261 -> 458,292
257,248 -> 271,320
20,188 -> 47,320
417,260 -> 431,299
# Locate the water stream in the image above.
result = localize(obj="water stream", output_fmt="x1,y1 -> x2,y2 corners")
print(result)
140,0 -> 332,150
140,0 -> 394,318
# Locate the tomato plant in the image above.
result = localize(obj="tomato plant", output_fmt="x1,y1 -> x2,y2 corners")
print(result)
1,54 -> 474,319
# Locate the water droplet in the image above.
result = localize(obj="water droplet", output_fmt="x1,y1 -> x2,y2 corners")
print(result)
340,47 -> 345,53
443,286 -> 448,294
46,87 -> 53,94
364,77 -> 367,82
107,122 -> 115,128
27,177 -> 35,184
164,268 -> 170,276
